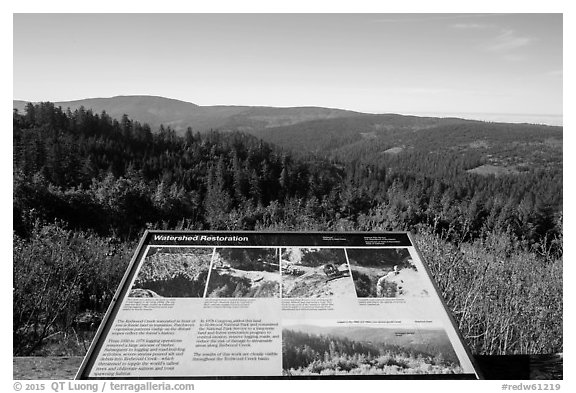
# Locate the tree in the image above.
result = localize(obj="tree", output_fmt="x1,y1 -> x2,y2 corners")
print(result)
204,162 -> 233,229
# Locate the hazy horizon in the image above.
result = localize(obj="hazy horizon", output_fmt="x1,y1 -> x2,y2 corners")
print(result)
12,94 -> 563,126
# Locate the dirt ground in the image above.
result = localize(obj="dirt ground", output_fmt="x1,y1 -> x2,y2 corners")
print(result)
13,356 -> 83,380
282,264 -> 356,298
352,265 -> 430,298
354,265 -> 429,297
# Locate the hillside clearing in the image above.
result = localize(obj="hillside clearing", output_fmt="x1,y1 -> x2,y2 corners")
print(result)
467,164 -> 519,177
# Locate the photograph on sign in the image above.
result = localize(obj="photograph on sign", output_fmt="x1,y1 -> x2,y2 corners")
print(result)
206,247 -> 281,298
281,248 -> 356,298
129,246 -> 214,298
282,319 -> 463,376
346,248 -> 430,298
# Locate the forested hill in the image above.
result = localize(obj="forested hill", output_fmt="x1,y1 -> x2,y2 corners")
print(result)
13,96 -> 360,133
13,102 -> 561,255
13,102 -> 346,237
252,116 -> 562,176
251,114 -> 474,154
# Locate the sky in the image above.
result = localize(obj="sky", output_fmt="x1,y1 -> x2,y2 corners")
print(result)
13,13 -> 563,125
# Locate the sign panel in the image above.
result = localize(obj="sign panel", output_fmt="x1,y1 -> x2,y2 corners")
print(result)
77,231 -> 480,379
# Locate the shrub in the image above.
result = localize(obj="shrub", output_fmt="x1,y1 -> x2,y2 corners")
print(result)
13,222 -> 132,355
415,227 -> 562,355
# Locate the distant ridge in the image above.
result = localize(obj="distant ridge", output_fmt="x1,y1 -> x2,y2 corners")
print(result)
13,95 -> 361,133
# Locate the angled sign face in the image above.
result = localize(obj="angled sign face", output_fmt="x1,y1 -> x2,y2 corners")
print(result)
77,231 -> 480,379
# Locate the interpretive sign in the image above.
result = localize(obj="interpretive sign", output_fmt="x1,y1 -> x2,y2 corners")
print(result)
76,231 -> 480,379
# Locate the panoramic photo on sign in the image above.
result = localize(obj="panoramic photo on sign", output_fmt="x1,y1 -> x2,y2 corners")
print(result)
76,231 -> 479,379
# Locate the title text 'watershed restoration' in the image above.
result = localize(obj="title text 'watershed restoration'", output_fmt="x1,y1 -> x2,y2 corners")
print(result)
153,235 -> 249,242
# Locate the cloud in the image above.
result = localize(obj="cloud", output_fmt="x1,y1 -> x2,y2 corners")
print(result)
485,29 -> 534,52
371,14 -> 498,24
385,86 -> 501,97
546,69 -> 563,77
451,23 -> 494,29
502,54 -> 525,62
